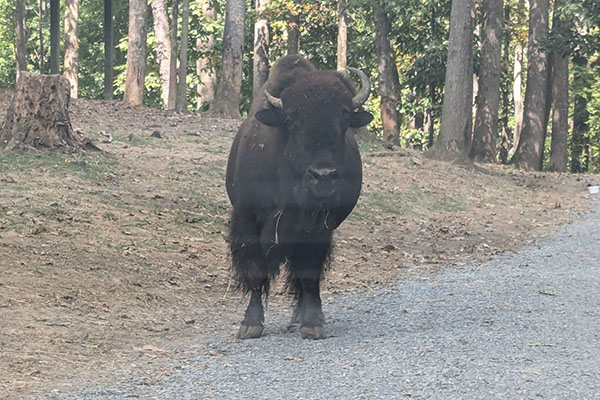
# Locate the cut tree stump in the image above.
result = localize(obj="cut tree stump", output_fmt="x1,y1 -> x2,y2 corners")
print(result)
0,72 -> 98,153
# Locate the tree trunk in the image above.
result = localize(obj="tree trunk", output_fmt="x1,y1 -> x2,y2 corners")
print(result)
374,9 -> 400,145
413,113 -> 424,130
470,12 -> 480,129
0,72 -> 95,152
510,0 -> 525,157
176,0 -> 189,112
39,0 -> 45,73
548,2 -> 569,172
427,0 -> 473,164
196,0 -> 216,110
64,0 -> 79,98
287,0 -> 300,55
50,0 -> 60,74
570,58 -> 588,173
425,6 -> 437,150
548,52 -> 568,172
426,91 -> 435,149
471,0 -> 503,163
123,0 -> 148,106
510,0 -> 549,171
471,69 -> 478,126
168,0 -> 178,110
464,6 -> 475,156
512,42 -> 524,153
16,0 -> 27,80
253,0 -> 270,100
542,52 -> 553,148
499,2 -> 511,165
210,0 -> 246,118
337,0 -> 347,71
151,0 -> 173,108
104,0 -> 114,99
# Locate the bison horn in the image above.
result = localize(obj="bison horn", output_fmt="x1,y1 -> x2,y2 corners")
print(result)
264,89 -> 283,109
348,67 -> 371,109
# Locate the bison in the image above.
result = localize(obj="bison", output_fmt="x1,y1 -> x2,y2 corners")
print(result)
225,55 -> 373,339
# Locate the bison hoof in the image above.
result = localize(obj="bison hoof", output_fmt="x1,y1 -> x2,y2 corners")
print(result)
300,325 -> 326,340
236,324 -> 264,339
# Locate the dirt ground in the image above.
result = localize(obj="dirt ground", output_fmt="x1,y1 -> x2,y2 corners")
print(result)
1,89 -> 598,398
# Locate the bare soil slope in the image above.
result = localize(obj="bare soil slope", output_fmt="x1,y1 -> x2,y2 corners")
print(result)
0,90 -> 597,398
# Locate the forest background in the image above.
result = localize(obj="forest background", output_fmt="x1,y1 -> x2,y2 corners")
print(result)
1,0 -> 599,172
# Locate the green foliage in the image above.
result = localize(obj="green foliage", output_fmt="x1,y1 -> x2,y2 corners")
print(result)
390,0 -> 450,147
0,1 -> 16,86
78,0 -> 129,99
581,53 -> 600,173
1,0 -> 599,171
190,0 -> 225,111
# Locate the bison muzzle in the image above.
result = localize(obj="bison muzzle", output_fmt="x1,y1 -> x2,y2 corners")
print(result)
225,55 -> 373,339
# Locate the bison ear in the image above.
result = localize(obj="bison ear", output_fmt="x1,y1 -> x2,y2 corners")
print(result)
349,111 -> 374,127
255,109 -> 286,127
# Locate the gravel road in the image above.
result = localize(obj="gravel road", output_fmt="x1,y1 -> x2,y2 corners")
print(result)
41,199 -> 599,400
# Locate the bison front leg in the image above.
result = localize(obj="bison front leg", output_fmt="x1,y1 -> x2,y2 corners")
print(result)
230,209 -> 268,339
297,277 -> 326,339
288,239 -> 331,340
235,258 -> 268,339
238,288 -> 265,339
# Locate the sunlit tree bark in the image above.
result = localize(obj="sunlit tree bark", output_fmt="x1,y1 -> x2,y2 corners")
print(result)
337,0 -> 347,71
16,0 -> 27,80
196,0 -> 217,110
287,0 -> 300,55
64,0 -> 79,98
511,0 -> 526,156
253,0 -> 270,100
374,8 -> 400,145
210,0 -> 246,118
168,0 -> 178,110
151,0 -> 173,108
176,0 -> 190,112
123,0 -> 148,106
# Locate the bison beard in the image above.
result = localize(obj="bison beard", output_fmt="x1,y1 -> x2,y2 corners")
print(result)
225,55 -> 372,339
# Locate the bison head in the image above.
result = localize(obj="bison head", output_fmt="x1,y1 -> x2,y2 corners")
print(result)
255,68 -> 373,204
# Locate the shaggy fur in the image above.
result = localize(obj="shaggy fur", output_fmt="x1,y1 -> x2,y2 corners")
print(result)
225,55 -> 372,338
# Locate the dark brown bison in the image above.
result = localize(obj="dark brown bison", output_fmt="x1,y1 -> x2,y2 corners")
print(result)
225,55 -> 373,339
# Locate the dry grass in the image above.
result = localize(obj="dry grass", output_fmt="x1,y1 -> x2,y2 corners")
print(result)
0,91 -> 597,398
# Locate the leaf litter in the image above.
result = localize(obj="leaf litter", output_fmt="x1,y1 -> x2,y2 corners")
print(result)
0,89 -> 595,398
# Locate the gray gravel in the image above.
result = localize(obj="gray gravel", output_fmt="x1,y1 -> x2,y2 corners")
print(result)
42,199 -> 600,400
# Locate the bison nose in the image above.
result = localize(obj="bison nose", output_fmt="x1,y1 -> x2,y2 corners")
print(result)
308,167 -> 339,197
309,167 -> 339,181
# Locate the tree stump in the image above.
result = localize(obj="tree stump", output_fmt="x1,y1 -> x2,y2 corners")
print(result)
0,72 -> 96,153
